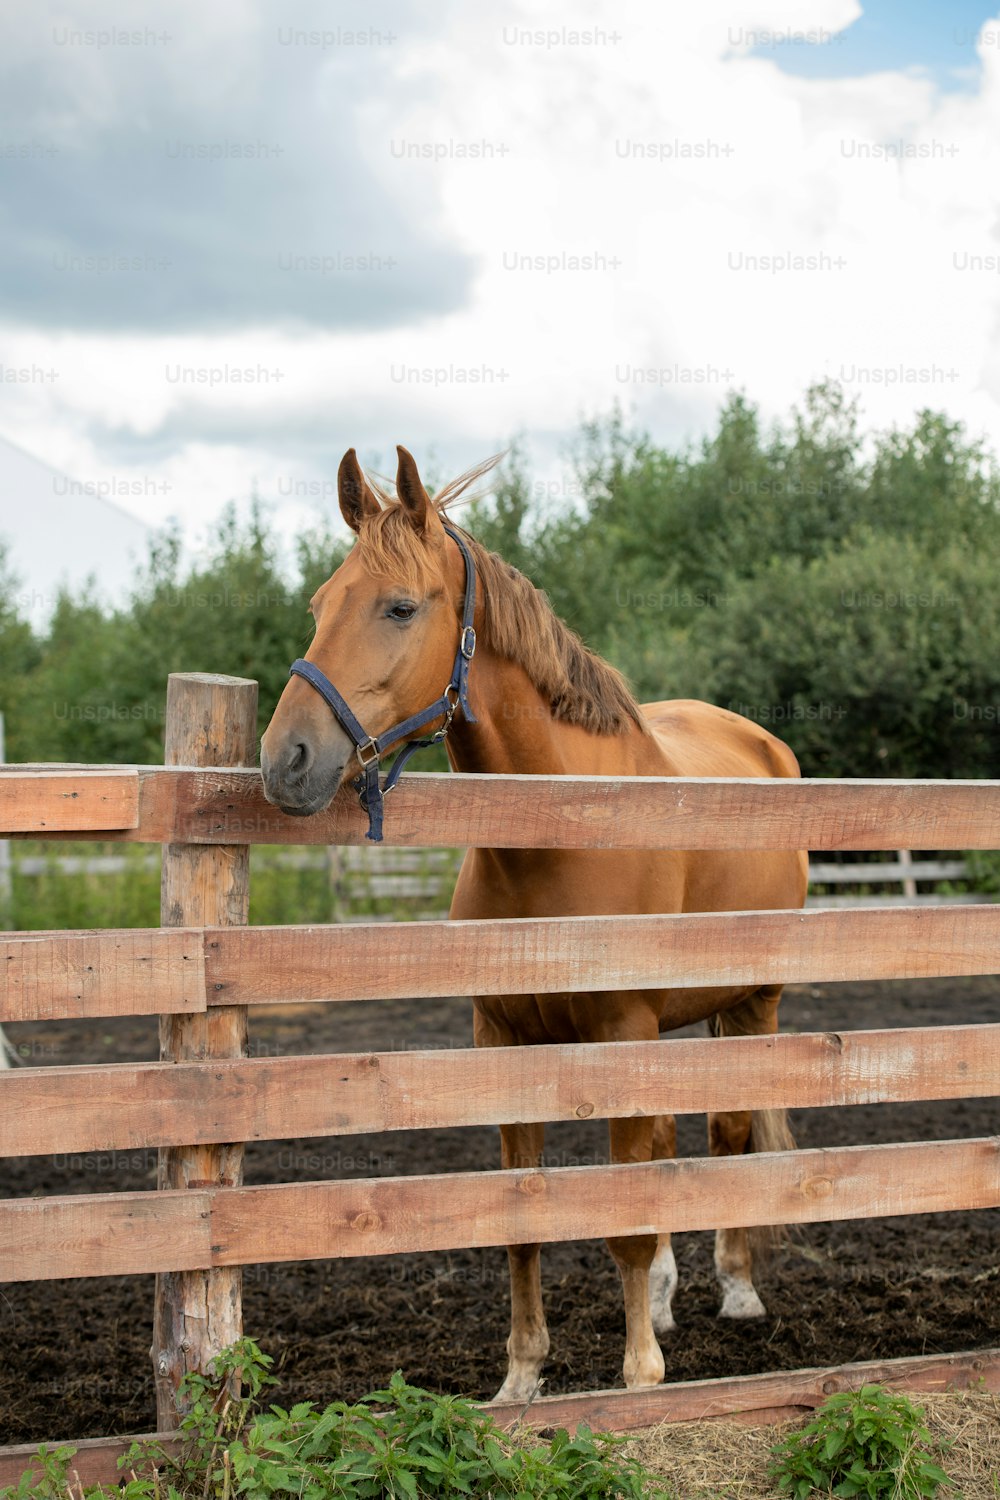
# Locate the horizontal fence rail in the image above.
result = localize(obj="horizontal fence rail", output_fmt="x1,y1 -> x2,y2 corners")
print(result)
4,905 -> 1000,1021
4,766 -> 1000,849
3,1024 -> 999,1159
0,769 -> 138,833
2,1136 -> 999,1283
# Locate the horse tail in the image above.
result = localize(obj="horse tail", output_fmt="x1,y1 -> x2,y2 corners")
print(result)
709,1000 -> 796,1259
749,1106 -> 796,1157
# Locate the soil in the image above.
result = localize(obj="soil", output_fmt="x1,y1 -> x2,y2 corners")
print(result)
2,975 -> 998,1446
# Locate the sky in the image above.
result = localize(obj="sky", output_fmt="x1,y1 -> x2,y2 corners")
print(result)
3,0 -> 1000,580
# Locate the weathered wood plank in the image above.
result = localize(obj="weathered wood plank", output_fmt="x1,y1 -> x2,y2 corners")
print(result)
0,928 -> 204,1022
164,771 -> 1000,850
4,1025 -> 999,1159
488,1347 -> 1000,1430
17,769 -> 1000,850
0,769 -> 139,834
207,905 -> 1000,1004
210,1137 -> 1000,1268
4,904 -> 999,1022
5,1137 -> 997,1281
0,1190 -> 211,1280
4,1346 -> 998,1485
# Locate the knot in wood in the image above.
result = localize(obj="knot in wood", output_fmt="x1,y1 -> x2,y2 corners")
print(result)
351,1210 -> 382,1233
519,1172 -> 545,1197
801,1174 -> 834,1200
575,1101 -> 595,1118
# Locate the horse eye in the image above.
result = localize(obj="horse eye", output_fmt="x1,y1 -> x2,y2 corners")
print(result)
387,600 -> 418,622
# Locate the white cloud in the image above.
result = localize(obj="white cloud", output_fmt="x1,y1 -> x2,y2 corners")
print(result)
2,0 -> 1000,550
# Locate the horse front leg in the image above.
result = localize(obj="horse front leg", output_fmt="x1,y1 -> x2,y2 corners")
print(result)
606,1116 -> 666,1389
493,1120 -> 550,1403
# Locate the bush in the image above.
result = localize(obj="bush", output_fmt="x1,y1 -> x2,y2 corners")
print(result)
769,1384 -> 952,1499
3,1340 -> 671,1499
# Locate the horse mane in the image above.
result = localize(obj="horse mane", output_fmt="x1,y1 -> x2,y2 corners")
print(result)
355,456 -> 648,738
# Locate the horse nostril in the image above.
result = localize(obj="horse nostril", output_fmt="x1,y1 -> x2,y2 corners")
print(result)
287,741 -> 310,777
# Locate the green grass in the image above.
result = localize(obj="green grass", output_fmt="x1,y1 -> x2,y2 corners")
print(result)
6,844 -> 461,931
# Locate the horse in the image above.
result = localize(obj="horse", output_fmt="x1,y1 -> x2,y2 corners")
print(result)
260,445 -> 808,1401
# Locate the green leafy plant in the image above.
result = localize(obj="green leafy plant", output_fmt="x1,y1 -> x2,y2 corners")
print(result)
769,1384 -> 952,1499
2,1340 -> 670,1499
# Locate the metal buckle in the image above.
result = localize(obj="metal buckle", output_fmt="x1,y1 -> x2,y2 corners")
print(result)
430,686 -> 460,743
461,626 -> 476,660
355,738 -> 379,769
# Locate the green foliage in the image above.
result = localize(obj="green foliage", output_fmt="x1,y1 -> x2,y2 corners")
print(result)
6,843 -> 462,932
8,844 -> 161,931
769,1385 -> 952,1499
1,1340 -> 670,1499
3,502 -> 346,765
465,387 -> 1000,781
0,1445 -> 78,1500
653,530 -> 1000,779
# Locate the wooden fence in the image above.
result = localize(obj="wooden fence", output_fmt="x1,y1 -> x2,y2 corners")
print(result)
1,672 -> 999,1482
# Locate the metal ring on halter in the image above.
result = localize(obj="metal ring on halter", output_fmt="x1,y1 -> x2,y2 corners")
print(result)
355,738 -> 379,769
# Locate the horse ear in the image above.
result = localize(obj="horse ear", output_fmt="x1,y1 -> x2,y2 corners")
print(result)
395,445 -> 430,531
338,449 -> 381,533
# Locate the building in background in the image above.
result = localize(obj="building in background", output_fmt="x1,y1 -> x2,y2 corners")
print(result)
0,435 -> 151,627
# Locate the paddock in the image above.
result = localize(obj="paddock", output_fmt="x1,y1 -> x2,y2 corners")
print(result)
1,672 -> 999,1485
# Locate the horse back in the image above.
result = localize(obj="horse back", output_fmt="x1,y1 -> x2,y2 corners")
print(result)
641,699 -> 802,781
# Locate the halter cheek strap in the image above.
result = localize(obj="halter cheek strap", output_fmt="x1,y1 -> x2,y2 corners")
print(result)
287,523 -> 477,842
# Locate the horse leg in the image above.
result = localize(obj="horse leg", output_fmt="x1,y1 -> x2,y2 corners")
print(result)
493,1120 -> 550,1403
648,1113 -> 679,1336
606,1116 -> 666,1388
708,985 -> 794,1320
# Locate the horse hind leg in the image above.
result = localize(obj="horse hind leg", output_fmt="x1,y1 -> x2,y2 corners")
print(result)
648,1114 -> 679,1337
707,986 -> 795,1321
492,1121 -> 550,1404
606,1115 -> 666,1388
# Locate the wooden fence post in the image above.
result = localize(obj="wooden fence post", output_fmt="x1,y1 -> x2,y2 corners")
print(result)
152,672 -> 258,1430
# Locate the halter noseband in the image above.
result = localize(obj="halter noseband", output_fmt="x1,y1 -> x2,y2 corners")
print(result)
287,524 -> 477,842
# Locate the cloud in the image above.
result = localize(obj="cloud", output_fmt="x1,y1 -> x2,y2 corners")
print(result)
0,0 -> 473,332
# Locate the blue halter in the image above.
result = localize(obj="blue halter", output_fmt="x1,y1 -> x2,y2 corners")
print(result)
288,524 -> 478,842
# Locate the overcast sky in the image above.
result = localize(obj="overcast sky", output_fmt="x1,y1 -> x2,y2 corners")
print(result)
2,0 -> 1000,553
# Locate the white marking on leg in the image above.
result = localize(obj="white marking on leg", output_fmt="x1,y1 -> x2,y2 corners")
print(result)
717,1269 -> 766,1320
492,1364 -> 545,1404
649,1242 -> 678,1335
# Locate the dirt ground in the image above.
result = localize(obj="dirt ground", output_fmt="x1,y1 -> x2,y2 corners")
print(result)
1,975 -> 998,1446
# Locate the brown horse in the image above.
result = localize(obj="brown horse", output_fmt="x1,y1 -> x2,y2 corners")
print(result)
261,445 -> 808,1401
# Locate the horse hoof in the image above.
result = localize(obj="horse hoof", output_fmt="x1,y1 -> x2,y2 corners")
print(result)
718,1280 -> 766,1320
492,1374 -> 543,1405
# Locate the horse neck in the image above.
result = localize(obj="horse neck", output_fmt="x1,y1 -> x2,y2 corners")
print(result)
445,652 -> 652,777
